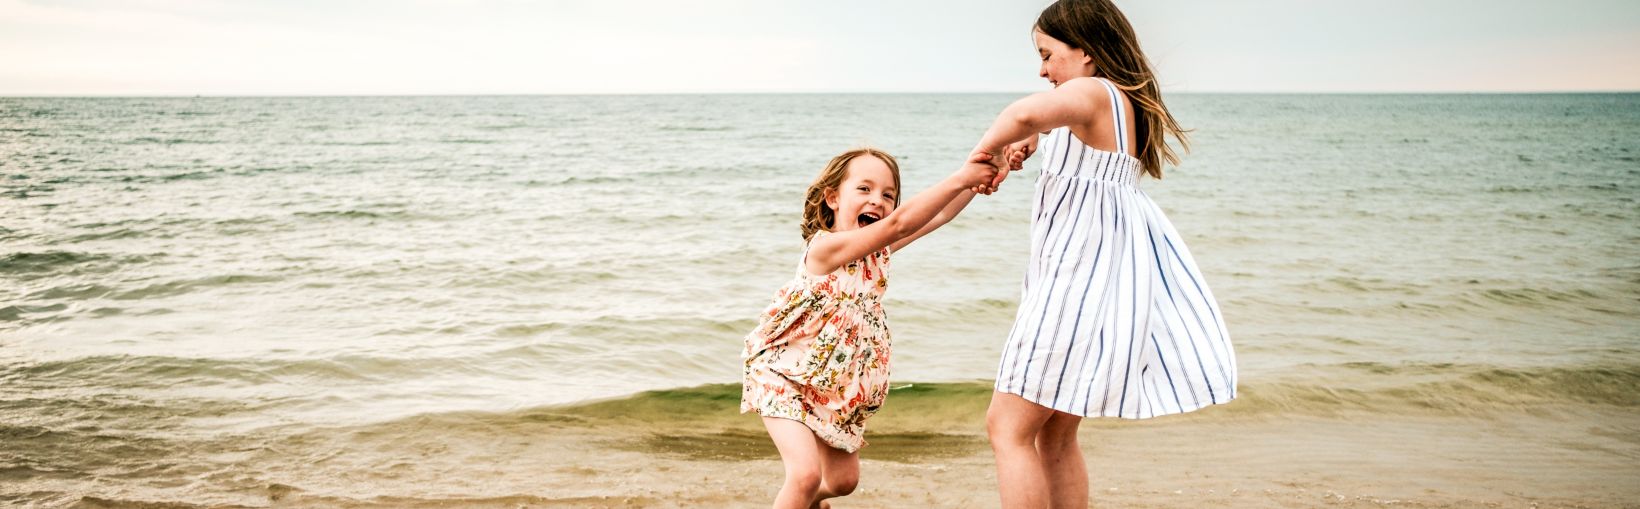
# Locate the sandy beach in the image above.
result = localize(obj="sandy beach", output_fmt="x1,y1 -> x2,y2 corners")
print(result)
55,382 -> 1630,509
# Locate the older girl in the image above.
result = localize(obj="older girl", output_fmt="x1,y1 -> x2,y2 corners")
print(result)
970,0 -> 1239,506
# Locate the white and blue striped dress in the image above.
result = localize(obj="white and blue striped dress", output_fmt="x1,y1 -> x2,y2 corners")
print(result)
995,78 -> 1237,419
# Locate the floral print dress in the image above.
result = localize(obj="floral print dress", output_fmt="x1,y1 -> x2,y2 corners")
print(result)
741,231 -> 892,453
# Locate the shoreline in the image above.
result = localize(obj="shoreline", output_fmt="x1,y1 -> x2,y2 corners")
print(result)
40,382 -> 1640,508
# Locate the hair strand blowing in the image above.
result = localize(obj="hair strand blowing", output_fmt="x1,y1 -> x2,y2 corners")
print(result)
1037,0 -> 1190,179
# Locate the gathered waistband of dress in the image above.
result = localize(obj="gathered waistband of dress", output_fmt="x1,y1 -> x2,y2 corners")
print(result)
1042,149 -> 1140,186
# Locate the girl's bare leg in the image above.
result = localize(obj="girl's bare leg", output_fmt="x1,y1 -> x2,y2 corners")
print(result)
986,391 -> 1057,509
1037,410 -> 1087,509
810,432 -> 860,508
764,417 -> 825,509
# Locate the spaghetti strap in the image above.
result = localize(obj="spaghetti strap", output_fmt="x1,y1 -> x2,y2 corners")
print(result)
1095,78 -> 1128,156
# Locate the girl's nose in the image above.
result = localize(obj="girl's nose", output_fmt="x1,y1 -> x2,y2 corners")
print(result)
1039,63 -> 1049,79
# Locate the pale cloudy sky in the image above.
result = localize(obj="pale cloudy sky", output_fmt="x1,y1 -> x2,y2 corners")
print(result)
2,0 -> 1637,96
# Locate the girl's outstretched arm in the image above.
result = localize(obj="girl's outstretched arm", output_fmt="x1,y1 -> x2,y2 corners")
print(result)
972,77 -> 1110,192
974,77 -> 1107,153
888,183 -> 975,254
805,154 -> 999,275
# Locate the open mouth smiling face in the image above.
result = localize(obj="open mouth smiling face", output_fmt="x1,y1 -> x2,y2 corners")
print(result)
826,154 -> 898,232
858,211 -> 882,227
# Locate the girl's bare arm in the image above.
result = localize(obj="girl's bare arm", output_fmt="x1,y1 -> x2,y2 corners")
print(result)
806,155 -> 998,275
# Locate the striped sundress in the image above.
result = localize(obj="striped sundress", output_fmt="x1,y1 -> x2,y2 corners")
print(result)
995,78 -> 1237,419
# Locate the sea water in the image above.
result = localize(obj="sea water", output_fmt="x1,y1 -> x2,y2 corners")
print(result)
3,93 -> 1637,505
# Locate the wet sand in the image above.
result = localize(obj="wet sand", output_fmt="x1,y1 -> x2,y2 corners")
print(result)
67,382 -> 1634,509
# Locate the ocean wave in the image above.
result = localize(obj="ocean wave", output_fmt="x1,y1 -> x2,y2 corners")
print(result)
99,170 -> 229,184
293,209 -> 389,220
125,136 -> 222,145
66,227 -> 152,242
1226,362 -> 1640,417
544,315 -> 752,341
430,265 -> 623,289
0,251 -> 127,276
2,185 -> 54,199
25,282 -> 116,301
0,225 -> 29,242
109,273 -> 282,300
522,363 -> 1640,428
315,140 -> 397,146
657,125 -> 734,132
553,175 -> 630,186
0,348 -> 651,396
1446,285 -> 1637,317
892,297 -> 1022,321
1280,278 -> 1638,318
290,208 -> 443,223
1,355 -> 281,390
1487,184 -> 1541,193
475,123 -> 531,131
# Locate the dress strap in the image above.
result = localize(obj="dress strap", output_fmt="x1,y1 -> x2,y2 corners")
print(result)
1095,78 -> 1128,156
797,230 -> 827,277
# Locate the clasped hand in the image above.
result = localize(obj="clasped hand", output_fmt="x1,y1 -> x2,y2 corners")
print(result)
966,141 -> 1033,195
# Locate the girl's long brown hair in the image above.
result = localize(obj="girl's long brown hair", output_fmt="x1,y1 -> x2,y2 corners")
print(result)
1036,0 -> 1188,179
800,148 -> 901,241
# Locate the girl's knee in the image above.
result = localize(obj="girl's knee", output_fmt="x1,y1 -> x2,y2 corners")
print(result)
986,409 -> 1037,446
1038,428 -> 1081,455
784,467 -> 823,495
826,470 -> 859,496
820,451 -> 860,496
1040,415 -> 1081,443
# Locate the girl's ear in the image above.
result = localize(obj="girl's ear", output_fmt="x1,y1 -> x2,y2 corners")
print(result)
1076,49 -> 1094,72
824,189 -> 839,211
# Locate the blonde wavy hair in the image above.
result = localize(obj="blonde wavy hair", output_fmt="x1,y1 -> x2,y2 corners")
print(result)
800,148 -> 901,241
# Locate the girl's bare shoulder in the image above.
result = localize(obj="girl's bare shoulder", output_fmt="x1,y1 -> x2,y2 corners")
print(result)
1055,77 -> 1114,111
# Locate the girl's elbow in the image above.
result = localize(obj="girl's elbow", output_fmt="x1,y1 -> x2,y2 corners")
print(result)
1010,109 -> 1037,130
1002,100 -> 1040,130
884,216 -> 920,239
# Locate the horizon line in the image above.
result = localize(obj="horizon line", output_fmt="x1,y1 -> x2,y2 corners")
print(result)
4,89 -> 1639,99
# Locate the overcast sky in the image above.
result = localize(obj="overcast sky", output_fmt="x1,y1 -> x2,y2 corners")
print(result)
3,0 -> 1637,95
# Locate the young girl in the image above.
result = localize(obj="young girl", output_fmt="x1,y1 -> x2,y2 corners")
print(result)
970,0 -> 1239,506
742,148 -> 998,508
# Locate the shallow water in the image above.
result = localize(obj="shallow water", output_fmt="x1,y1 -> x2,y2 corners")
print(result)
2,93 -> 1638,506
